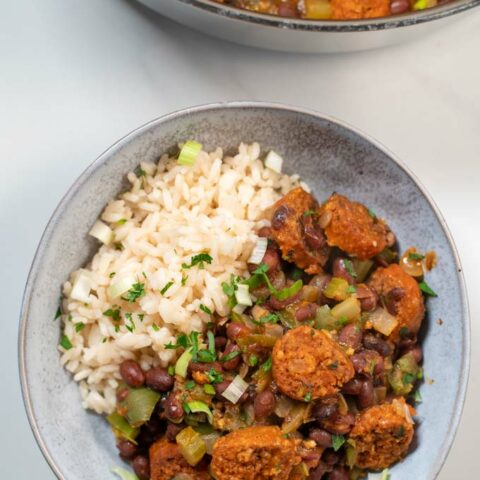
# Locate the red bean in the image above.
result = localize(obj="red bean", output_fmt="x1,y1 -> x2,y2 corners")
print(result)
189,361 -> 223,374
320,412 -> 355,435
221,344 -> 241,370
309,273 -> 332,305
351,350 -> 382,375
309,428 -> 332,447
164,393 -> 183,420
116,440 -> 138,459
404,345 -> 423,363
323,450 -> 340,465
362,333 -> 392,357
357,378 -> 375,409
295,303 -> 318,322
312,398 -> 338,420
145,367 -> 174,392
304,222 -> 327,250
116,387 -> 129,403
226,323 -> 251,341
355,284 -> 378,312
262,248 -> 280,272
267,291 -> 301,310
214,336 -> 227,349
132,455 -> 150,480
272,205 -> 291,230
257,226 -> 273,238
391,0 -> 410,13
308,461 -> 329,480
278,2 -> 299,17
254,389 -> 276,419
165,422 -> 184,441
329,467 -> 349,480
341,378 -> 363,395
338,324 -> 362,350
384,287 -> 406,315
214,380 -> 231,400
119,360 -> 145,388
332,258 -> 356,285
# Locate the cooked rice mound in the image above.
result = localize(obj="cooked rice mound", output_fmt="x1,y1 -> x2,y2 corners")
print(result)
59,143 -> 299,414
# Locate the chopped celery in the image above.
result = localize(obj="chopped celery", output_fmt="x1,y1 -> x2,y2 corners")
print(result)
315,305 -> 340,331
281,402 -> 310,434
352,259 -> 373,282
111,466 -> 139,480
388,352 -> 420,395
176,426 -> 207,466
323,277 -> 349,301
368,307 -> 398,336
107,412 -> 139,443
122,388 -> 161,427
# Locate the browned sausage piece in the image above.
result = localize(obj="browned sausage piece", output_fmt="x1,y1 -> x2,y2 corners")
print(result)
272,326 -> 354,401
270,187 -> 330,274
349,399 -> 415,470
149,438 -> 210,480
319,193 -> 389,260
211,426 -> 301,480
331,0 -> 390,19
367,264 -> 425,342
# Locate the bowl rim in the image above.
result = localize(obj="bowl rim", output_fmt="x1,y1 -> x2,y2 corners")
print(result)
174,0 -> 480,32
18,101 -> 470,479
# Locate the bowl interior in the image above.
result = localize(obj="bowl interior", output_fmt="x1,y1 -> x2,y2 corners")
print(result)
20,103 -> 468,479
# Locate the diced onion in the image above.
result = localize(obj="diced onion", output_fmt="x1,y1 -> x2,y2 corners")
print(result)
70,271 -> 92,303
175,348 -> 193,378
264,150 -> 283,173
221,375 -> 249,404
178,140 -> 202,166
235,284 -> 253,307
232,304 -> 247,314
392,398 -> 415,425
186,401 -> 213,424
108,276 -> 136,299
247,237 -> 268,264
369,308 -> 398,336
89,220 -> 113,245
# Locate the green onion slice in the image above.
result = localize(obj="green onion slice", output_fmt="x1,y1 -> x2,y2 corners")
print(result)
175,347 -> 193,378
178,140 -> 202,166
185,401 -> 214,424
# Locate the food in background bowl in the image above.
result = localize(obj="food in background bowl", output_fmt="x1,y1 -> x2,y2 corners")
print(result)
213,0 -> 448,19
58,141 -> 438,480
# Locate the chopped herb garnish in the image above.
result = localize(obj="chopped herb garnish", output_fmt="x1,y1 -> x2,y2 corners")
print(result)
109,272 -> 116,278
328,361 -> 339,370
152,324 -> 160,332
67,314 -> 72,322
240,410 -> 248,424
290,267 -> 304,280
399,326 -> 410,338
343,259 -> 357,278
409,252 -> 425,261
114,241 -> 124,251
221,350 -> 241,363
103,307 -> 121,322
346,285 -> 357,294
206,368 -> 223,384
125,312 -> 135,332
121,282 -> 146,302
197,350 -> 216,363
160,281 -> 174,295
183,402 -> 191,414
114,325 -> 120,333
142,272 -> 147,279
102,337 -> 107,343
368,208 -> 377,219
303,210 -> 316,217
60,334 -> 73,350
182,252 -> 213,270
75,322 -> 86,333
332,434 -> 346,452
199,304 -> 212,315
248,355 -> 258,367
54,305 -> 62,320
181,275 -> 188,286
207,331 -> 215,354
204,384 -> 215,395
137,313 -> 144,322
168,365 -> 175,376
117,218 -> 127,225
185,380 -> 196,391
336,316 -> 349,327
419,281 -> 437,297
304,392 -> 312,402
134,166 -> 146,177
402,373 -> 416,385
221,274 -> 240,308
261,356 -> 272,372
253,313 -> 280,325
413,390 -> 423,403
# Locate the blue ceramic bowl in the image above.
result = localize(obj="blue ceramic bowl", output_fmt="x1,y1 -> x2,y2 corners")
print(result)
19,102 -> 469,479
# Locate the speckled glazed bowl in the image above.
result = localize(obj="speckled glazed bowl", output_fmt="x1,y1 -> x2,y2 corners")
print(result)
19,102 -> 469,479
137,0 -> 480,53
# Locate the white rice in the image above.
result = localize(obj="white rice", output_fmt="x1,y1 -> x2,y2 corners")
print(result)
59,143 -> 300,414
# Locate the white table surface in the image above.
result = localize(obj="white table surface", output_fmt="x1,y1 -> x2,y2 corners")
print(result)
1,0 -> 479,478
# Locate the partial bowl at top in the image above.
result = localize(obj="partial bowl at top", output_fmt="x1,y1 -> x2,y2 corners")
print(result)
136,0 -> 480,53
19,102 -> 469,479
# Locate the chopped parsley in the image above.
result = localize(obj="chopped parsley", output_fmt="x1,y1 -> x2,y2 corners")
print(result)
152,324 -> 160,332
409,252 -> 425,261
368,208 -> 377,219
114,325 -> 120,333
248,355 -> 258,367
399,326 -> 410,338
419,281 -> 437,297
54,305 -> 62,320
181,275 -> 188,286
221,350 -> 241,363
261,356 -> 272,372
109,272 -> 116,278
125,313 -> 135,332
346,285 -> 357,294
114,241 -> 124,251
332,434 -> 346,452
303,210 -> 316,217
402,373 -> 416,385
222,274 -> 240,308
290,267 -> 304,280
304,392 -> 312,402
247,263 -> 302,301
60,334 -> 73,350
199,304 -> 212,315
137,313 -> 144,322
197,350 -> 216,363
182,252 -> 213,270
204,384 -> 215,395
103,307 -> 121,322
183,402 -> 191,414
253,313 -> 280,325
336,316 -> 349,328
168,365 -> 175,376
160,281 -> 174,295
206,368 -> 223,384
134,166 -> 146,177
185,380 -> 196,391
121,282 -> 146,302
117,218 -> 127,225
413,389 -> 423,403
75,322 -> 86,333
343,259 -> 357,278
